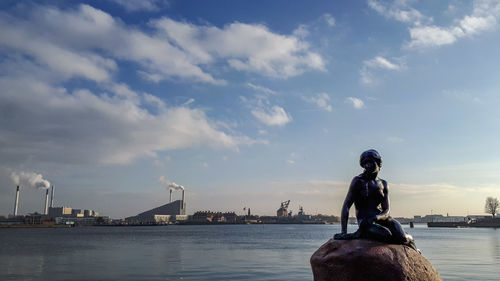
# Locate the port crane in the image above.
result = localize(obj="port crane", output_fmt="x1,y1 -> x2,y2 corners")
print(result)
277,200 -> 290,217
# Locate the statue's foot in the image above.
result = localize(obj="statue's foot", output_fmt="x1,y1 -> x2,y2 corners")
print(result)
334,230 -> 361,240
405,236 -> 421,254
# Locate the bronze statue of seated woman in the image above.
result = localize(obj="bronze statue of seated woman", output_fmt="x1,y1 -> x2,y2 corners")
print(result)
334,149 -> 418,251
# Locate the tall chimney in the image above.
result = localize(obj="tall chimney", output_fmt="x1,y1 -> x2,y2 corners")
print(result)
169,189 -> 172,203
181,189 -> 185,208
44,189 -> 49,215
13,186 -> 20,216
50,185 -> 55,208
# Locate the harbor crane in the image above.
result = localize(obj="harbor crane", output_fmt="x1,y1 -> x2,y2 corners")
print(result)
277,200 -> 290,217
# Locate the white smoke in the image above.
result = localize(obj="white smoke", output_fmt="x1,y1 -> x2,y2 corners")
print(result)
159,176 -> 184,190
10,171 -> 51,190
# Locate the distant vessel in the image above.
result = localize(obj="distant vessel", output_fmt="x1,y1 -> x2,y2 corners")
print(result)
428,217 -> 500,228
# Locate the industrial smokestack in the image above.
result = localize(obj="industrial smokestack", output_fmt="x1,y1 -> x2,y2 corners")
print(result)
44,189 -> 49,215
50,185 -> 55,208
169,189 -> 172,203
13,186 -> 20,216
182,189 -> 185,207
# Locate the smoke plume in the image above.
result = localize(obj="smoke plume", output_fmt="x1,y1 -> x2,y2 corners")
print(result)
10,171 -> 51,190
159,176 -> 184,190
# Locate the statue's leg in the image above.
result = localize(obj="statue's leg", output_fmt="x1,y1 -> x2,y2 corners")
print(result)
379,217 -> 419,251
379,217 -> 407,243
364,223 -> 392,243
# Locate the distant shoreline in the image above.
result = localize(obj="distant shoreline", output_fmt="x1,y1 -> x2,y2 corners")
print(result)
0,224 -> 72,228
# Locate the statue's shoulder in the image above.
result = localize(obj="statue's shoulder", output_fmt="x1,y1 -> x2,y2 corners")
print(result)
352,175 -> 363,183
377,178 -> 388,190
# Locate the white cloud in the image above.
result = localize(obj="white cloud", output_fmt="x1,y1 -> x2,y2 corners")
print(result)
405,0 -> 499,48
460,15 -> 496,34
364,56 -> 402,70
407,26 -> 459,48
292,14 -> 334,40
322,14 -> 336,27
183,98 -> 195,106
0,77 -> 258,165
0,4 -> 323,85
0,14 -> 117,82
345,97 -> 365,109
251,106 -> 292,126
368,0 -> 500,49
360,56 -> 403,85
111,0 -> 166,12
0,5 -> 222,84
293,24 -> 310,38
242,84 -> 291,127
247,83 -> 276,95
367,0 -> 430,25
360,68 -> 376,85
153,18 -> 325,78
304,93 -> 332,112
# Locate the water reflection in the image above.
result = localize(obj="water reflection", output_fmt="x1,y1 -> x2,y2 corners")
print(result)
489,228 -> 500,264
1,225 -> 500,281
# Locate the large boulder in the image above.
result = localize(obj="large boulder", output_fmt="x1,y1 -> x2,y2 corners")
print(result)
310,239 -> 442,281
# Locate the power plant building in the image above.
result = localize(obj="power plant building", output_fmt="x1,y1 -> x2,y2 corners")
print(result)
48,207 -> 72,218
126,199 -> 187,223
47,207 -> 98,219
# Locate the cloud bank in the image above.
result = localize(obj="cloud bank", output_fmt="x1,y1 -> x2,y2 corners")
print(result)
0,4 -> 288,166
0,4 -> 324,85
369,0 -> 500,49
0,78 -> 256,165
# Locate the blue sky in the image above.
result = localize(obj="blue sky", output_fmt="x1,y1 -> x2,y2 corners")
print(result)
1,0 -> 500,218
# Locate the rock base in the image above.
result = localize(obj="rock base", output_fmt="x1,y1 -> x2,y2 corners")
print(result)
310,239 -> 442,281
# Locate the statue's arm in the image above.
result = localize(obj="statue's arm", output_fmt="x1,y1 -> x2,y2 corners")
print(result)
376,180 -> 390,221
340,178 -> 356,233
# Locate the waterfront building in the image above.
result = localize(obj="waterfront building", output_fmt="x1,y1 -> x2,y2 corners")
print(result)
72,209 -> 84,217
48,207 -> 72,218
125,200 -> 186,223
56,216 -> 111,226
190,211 -> 238,223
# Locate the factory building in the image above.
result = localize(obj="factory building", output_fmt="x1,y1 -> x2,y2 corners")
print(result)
48,206 -> 72,218
7,185 -> 103,226
56,216 -> 110,226
71,209 -> 83,217
46,207 -> 98,218
126,200 -> 187,223
125,189 -> 187,223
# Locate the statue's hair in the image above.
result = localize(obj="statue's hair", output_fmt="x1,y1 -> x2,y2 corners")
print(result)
359,149 -> 382,167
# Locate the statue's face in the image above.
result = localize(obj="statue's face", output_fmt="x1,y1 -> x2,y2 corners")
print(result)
363,159 -> 380,174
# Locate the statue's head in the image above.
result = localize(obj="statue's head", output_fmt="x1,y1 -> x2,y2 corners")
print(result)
359,149 -> 382,173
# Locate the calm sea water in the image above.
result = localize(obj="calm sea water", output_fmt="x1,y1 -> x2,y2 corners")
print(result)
0,224 -> 499,280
